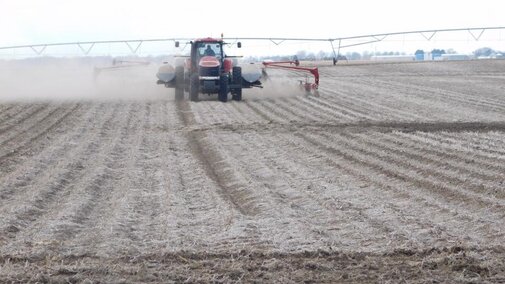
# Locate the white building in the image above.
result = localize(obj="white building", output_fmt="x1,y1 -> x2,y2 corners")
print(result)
441,54 -> 471,60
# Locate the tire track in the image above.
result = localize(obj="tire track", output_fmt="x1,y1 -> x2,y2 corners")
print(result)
171,101 -> 269,251
128,100 -> 206,252
162,131 -> 242,251
168,131 -> 269,252
176,100 -> 261,216
212,130 -> 338,251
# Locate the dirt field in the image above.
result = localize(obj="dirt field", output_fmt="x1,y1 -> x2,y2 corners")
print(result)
1,60 -> 505,283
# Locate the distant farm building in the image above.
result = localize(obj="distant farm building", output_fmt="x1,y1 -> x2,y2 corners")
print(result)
441,54 -> 471,60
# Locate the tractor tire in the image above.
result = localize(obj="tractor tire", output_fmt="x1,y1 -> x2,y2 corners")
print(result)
218,74 -> 228,102
232,66 -> 242,101
189,73 -> 199,102
175,66 -> 184,101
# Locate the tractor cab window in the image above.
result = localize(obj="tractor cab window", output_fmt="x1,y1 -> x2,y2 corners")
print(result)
197,43 -> 221,58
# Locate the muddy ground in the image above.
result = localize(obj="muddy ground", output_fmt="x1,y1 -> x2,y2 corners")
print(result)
1,60 -> 505,282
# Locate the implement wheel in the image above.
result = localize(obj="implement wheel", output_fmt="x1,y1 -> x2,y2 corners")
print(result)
232,66 -> 242,101
189,73 -> 199,102
175,66 -> 184,101
218,74 -> 228,102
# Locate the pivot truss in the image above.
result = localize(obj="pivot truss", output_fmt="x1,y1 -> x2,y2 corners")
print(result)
1,27 -> 504,59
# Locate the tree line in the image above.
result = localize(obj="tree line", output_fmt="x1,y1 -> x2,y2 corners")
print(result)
245,47 -> 504,61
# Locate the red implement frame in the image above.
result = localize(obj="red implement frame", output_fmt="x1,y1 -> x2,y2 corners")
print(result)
262,60 -> 319,94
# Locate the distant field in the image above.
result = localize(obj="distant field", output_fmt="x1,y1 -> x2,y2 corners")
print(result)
1,60 -> 505,282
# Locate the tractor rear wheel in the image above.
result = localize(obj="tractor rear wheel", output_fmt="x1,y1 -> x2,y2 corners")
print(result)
232,66 -> 242,101
189,73 -> 199,102
218,74 -> 228,102
175,66 -> 184,101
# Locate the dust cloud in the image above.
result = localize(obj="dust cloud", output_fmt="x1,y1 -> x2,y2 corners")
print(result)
0,58 -> 169,102
0,58 -> 310,103
245,68 -> 310,100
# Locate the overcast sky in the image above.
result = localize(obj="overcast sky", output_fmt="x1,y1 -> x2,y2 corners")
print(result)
1,0 -> 504,55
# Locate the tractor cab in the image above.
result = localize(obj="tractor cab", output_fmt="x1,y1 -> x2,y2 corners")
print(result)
197,42 -> 222,58
190,38 -> 225,72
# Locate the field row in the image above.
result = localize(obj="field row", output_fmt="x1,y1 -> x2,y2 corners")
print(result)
1,60 -> 505,282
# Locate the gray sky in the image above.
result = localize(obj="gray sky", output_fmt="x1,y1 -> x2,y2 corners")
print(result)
1,0 -> 504,56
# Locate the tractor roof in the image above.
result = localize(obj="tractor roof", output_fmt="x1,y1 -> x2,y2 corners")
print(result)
194,37 -> 223,43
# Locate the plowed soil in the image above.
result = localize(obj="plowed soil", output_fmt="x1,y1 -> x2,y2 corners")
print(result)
1,60 -> 505,283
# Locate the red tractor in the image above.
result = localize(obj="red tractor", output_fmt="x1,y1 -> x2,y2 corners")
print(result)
157,38 -> 261,102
